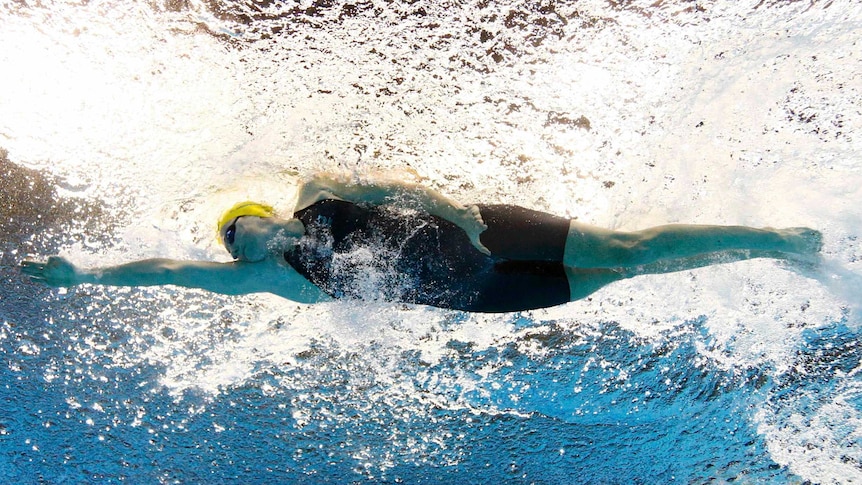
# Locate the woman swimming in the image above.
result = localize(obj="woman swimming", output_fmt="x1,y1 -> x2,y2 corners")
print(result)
21,173 -> 822,312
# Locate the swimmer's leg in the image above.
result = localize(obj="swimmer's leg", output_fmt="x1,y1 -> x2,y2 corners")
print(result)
564,249 -> 806,301
478,204 -> 570,261
565,267 -> 627,301
620,249 -> 802,276
564,222 -> 822,269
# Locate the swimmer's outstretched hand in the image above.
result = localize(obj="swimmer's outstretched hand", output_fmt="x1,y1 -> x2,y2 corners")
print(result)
779,227 -> 823,256
20,256 -> 80,287
461,204 -> 490,255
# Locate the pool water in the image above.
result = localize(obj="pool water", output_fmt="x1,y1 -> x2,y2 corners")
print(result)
1,0 -> 861,483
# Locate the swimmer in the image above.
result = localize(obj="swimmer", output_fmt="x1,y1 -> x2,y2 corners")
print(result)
20,173 -> 822,312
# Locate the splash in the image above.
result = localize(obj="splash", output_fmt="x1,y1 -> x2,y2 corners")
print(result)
1,0 -> 861,483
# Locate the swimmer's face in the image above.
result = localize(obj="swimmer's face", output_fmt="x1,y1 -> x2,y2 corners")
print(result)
221,216 -> 271,262
221,216 -> 304,262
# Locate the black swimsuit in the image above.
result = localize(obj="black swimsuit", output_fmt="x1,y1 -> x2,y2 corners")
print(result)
284,199 -> 571,313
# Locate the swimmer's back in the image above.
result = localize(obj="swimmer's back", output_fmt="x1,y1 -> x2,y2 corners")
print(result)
284,199 -> 569,312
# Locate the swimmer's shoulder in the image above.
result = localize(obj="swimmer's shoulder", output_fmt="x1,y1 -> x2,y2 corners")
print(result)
240,257 -> 331,303
281,258 -> 332,303
294,172 -> 349,212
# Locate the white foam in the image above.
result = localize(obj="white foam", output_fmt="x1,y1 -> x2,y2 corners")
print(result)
3,0 -> 862,481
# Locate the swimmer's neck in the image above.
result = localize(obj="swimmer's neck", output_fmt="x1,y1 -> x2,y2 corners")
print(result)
261,217 -> 305,260
273,217 -> 305,238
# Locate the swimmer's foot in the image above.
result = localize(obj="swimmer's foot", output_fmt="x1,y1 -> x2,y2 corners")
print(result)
777,227 -> 823,257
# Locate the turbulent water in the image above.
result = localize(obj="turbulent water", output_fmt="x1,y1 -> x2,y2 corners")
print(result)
1,0 -> 861,483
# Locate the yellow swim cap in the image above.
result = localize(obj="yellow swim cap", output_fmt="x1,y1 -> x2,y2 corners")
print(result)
216,201 -> 276,244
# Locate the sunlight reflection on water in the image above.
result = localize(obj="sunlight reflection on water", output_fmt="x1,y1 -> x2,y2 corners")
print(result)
1,0 -> 861,482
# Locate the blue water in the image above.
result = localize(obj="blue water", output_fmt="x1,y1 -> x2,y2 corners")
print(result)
2,0 -> 862,483
0,289 -> 803,483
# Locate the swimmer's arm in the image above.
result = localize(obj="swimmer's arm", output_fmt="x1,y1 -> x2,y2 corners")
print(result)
296,172 -> 490,254
20,256 -> 326,302
22,256 -> 255,293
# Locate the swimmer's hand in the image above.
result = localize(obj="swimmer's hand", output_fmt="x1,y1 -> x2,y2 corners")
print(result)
300,172 -> 491,254
460,204 -> 490,255
20,256 -> 81,287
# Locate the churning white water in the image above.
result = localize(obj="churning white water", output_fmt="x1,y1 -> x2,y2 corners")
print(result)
1,0 -> 861,482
